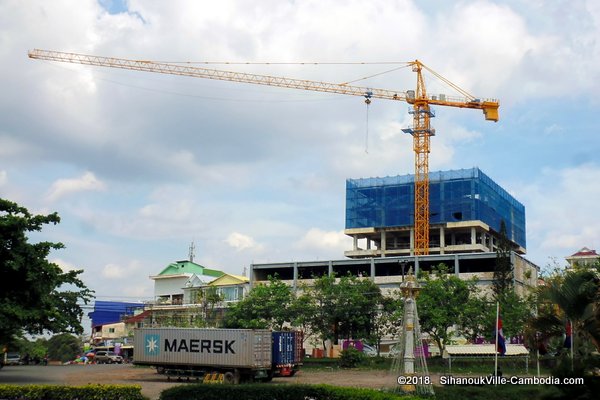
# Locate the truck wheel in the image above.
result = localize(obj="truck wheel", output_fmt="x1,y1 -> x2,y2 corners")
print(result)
223,372 -> 235,384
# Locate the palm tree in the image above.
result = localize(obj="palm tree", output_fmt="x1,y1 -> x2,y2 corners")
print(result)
529,268 -> 600,353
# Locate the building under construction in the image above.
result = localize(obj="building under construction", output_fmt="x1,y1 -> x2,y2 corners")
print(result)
251,168 -> 538,294
345,167 -> 525,258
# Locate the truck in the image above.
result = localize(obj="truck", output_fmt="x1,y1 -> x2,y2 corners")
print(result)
133,328 -> 302,383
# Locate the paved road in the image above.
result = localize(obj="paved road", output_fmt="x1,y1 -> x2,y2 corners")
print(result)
0,364 -> 75,384
0,363 -> 191,399
0,363 -> 400,400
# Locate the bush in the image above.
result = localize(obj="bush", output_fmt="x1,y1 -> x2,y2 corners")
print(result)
434,385 -> 562,400
339,347 -> 366,368
0,384 -> 145,400
159,383 -> 408,400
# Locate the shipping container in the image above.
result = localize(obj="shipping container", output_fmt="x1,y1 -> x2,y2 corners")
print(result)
272,331 -> 303,376
134,328 -> 272,383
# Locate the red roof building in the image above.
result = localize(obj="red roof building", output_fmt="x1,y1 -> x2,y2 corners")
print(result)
566,247 -> 600,268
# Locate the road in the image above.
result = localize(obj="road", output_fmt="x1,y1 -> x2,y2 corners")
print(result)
0,364 -> 399,399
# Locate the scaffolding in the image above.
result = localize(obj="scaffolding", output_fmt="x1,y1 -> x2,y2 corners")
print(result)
346,167 -> 526,249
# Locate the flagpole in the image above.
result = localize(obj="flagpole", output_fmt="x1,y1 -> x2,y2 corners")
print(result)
495,301 -> 499,381
570,319 -> 574,372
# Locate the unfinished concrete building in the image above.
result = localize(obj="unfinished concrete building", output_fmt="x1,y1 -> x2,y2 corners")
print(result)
251,168 -> 538,295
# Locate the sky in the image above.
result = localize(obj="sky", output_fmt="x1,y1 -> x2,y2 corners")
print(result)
1,0 -> 599,304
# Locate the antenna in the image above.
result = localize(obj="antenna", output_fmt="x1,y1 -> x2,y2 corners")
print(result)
188,241 -> 196,263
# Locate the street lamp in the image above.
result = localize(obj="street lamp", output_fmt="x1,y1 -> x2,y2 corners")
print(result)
399,260 -> 408,282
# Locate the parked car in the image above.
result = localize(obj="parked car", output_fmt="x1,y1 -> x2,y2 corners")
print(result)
361,344 -> 378,357
94,351 -> 123,364
5,352 -> 22,365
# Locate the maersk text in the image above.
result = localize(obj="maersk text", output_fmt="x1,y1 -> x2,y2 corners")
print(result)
164,339 -> 236,354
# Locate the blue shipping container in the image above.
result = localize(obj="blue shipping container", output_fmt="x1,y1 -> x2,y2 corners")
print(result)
272,331 -> 299,367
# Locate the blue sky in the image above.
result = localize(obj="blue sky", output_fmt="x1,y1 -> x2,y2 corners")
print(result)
1,0 -> 599,302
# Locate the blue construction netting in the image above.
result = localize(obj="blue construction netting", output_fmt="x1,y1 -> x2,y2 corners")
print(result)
345,168 -> 526,249
88,300 -> 145,327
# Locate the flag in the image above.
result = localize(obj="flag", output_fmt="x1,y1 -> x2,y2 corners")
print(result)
563,320 -> 572,349
496,310 -> 507,356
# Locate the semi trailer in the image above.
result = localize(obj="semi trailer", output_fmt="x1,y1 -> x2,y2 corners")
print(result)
133,328 -> 302,383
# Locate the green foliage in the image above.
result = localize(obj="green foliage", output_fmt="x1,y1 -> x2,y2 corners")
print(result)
339,346 -> 366,368
0,198 -> 93,344
47,333 -> 82,363
0,384 -> 145,400
223,275 -> 295,330
495,290 -> 535,338
530,266 -> 600,356
159,383 -> 406,400
303,274 -> 383,348
434,384 -> 561,400
417,264 -> 480,353
13,336 -> 48,360
493,219 -> 514,298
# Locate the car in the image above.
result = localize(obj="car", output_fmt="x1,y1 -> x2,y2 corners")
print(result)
5,352 -> 22,366
361,344 -> 378,357
94,351 -> 123,364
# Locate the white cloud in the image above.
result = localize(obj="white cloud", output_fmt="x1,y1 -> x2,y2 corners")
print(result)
225,232 -> 262,252
2,0 -> 600,313
101,260 -> 143,280
52,258 -> 78,273
297,228 -> 352,254
517,163 -> 600,266
46,172 -> 106,202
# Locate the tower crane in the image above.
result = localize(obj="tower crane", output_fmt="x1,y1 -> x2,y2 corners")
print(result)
28,49 -> 499,256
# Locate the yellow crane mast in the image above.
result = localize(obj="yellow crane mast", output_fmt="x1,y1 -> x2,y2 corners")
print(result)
28,49 -> 499,256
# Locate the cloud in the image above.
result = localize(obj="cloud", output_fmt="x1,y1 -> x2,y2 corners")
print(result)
46,172 -> 106,202
101,260 -> 143,280
52,258 -> 78,273
516,163 -> 600,266
225,232 -> 262,252
297,228 -> 352,254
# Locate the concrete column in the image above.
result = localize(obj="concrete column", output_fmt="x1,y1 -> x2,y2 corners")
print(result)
328,260 -> 333,277
366,239 -> 371,250
353,235 -> 358,251
414,257 -> 419,276
439,226 -> 445,254
293,262 -> 298,290
404,298 -> 416,374
370,258 -> 376,281
410,228 -> 415,256
454,254 -> 460,277
381,230 -> 387,257
471,227 -> 476,245
249,264 -> 254,290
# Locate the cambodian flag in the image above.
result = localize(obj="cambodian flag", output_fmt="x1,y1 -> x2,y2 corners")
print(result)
496,311 -> 507,356
563,320 -> 572,349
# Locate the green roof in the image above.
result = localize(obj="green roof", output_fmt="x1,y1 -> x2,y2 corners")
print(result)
157,260 -> 224,278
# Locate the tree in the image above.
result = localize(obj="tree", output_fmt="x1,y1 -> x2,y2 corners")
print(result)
196,286 -> 224,327
371,291 -> 404,355
223,275 -> 295,330
417,264 -> 480,354
493,220 -> 513,298
304,274 -> 383,352
46,333 -> 82,363
530,267 -> 600,354
0,199 -> 93,344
